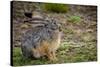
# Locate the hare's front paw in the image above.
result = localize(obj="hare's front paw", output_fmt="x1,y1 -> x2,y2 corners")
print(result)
47,51 -> 58,62
53,56 -> 58,61
49,56 -> 58,63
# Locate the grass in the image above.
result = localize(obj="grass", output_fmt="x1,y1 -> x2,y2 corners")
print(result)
67,16 -> 81,24
13,41 -> 97,66
42,3 -> 69,13
62,28 -> 74,34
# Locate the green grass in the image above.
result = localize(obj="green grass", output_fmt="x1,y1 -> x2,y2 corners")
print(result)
42,3 -> 69,13
62,28 -> 74,34
13,41 -> 97,66
67,16 -> 81,24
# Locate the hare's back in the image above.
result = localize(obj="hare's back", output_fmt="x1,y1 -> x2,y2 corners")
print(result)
21,27 -> 51,47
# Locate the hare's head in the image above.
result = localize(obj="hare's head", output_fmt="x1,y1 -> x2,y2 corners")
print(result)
45,18 -> 61,31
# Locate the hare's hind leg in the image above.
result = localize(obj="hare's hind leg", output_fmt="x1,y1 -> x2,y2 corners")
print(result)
41,41 -> 57,61
40,41 -> 54,61
32,48 -> 41,58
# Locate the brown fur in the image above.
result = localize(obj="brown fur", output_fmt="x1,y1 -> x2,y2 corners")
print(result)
32,33 -> 61,61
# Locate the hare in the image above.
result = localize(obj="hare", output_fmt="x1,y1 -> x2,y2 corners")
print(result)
21,12 -> 61,61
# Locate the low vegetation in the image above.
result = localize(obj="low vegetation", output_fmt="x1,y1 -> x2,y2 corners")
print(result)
42,3 -> 69,13
67,16 -> 81,24
13,41 -> 97,66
